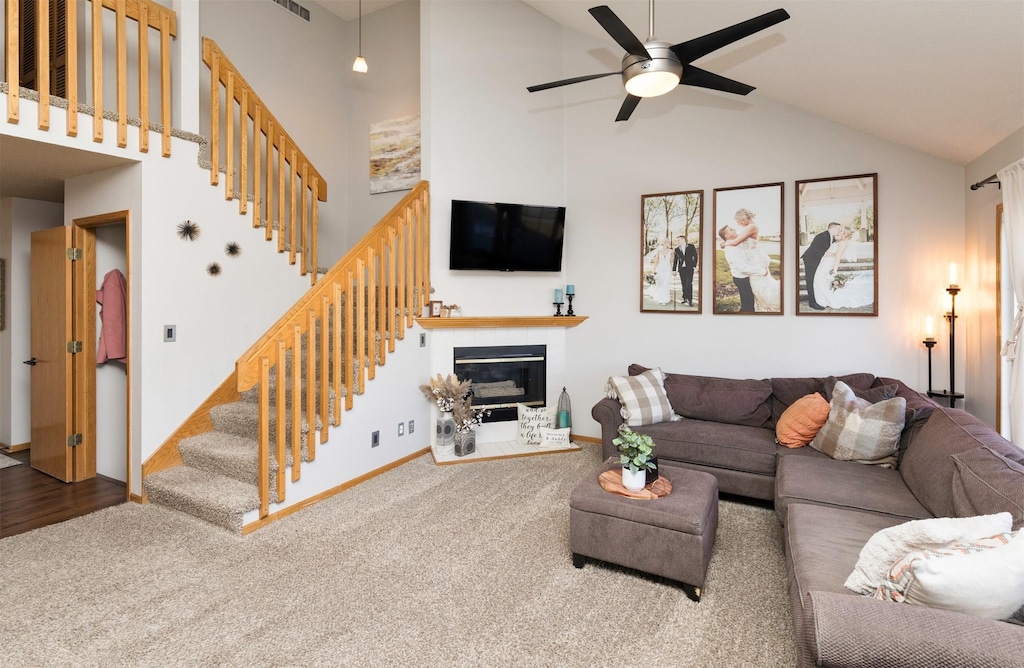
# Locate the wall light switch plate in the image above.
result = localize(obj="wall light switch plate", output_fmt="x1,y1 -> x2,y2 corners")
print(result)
420,333 -> 426,347
164,325 -> 176,342
398,422 -> 405,437
371,431 -> 380,448
408,420 -> 415,434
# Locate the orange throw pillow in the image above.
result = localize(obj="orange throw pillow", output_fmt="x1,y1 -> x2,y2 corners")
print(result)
776,393 -> 830,448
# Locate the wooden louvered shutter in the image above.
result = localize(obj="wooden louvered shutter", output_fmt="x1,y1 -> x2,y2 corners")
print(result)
18,0 -> 67,97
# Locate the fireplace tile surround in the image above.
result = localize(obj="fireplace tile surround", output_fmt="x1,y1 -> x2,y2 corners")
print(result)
421,317 -> 585,460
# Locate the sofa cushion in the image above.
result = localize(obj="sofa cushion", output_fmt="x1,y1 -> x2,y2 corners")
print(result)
631,418 -> 778,477
875,376 -> 938,466
844,512 -> 1013,595
775,454 -> 931,525
770,376 -> 824,426
809,381 -> 906,467
901,407 -> 1023,518
952,446 -> 1024,529
775,393 -> 830,447
629,365 -> 772,428
824,375 -> 897,403
608,367 -> 673,426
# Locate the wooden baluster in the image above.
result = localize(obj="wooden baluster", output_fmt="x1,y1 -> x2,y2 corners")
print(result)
266,119 -> 275,240
65,0 -> 78,136
92,0 -> 103,142
300,163 -> 308,276
225,71 -> 234,201
396,222 -> 408,339
290,324 -> 302,482
275,339 -> 286,503
377,235 -> 387,366
310,179 -> 320,285
258,356 -> 270,518
37,0 -> 50,130
366,247 -> 377,381
355,259 -> 366,396
290,148 -> 299,268
137,1 -> 149,151
239,87 -> 249,215
344,271 -> 354,411
305,308 -> 317,459
319,294 -> 330,443
160,11 -> 171,156
115,0 -> 127,147
387,227 -> 398,352
278,135 -> 286,255
418,197 -> 430,323
6,0 -> 20,123
208,46 -> 219,185
331,283 -> 342,425
252,104 -> 261,227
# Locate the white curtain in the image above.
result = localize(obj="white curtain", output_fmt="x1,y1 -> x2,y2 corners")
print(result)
998,159 -> 1024,443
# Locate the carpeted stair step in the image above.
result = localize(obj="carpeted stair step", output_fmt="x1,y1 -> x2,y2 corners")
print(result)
179,431 -> 285,503
209,401 -> 322,455
144,466 -> 259,534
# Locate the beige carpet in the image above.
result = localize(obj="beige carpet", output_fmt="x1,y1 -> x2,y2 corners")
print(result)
0,452 -> 21,469
0,444 -> 795,667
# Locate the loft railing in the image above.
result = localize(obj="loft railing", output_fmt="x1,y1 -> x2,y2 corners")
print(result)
4,0 -> 177,155
235,181 -> 430,518
202,38 -> 327,284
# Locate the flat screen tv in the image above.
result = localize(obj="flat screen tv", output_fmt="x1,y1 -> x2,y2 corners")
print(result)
449,199 -> 565,272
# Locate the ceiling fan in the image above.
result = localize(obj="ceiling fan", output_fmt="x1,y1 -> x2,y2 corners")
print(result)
527,2 -> 790,122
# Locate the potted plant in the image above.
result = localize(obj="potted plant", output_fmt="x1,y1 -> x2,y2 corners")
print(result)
612,425 -> 657,491
452,392 -> 490,457
419,374 -> 489,456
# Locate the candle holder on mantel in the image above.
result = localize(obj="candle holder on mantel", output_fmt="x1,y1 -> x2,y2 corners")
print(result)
553,301 -> 564,316
566,293 -> 575,316
924,282 -> 964,408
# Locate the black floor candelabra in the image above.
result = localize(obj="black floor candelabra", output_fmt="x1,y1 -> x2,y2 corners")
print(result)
925,284 -> 964,408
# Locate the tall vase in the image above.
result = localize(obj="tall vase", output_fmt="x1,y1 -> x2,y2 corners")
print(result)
454,429 -> 476,457
436,411 -> 456,456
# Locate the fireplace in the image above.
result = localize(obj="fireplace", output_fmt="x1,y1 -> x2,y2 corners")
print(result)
453,345 -> 546,422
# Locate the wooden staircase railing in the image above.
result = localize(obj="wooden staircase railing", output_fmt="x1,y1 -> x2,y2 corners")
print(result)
202,38 -> 327,285
235,181 -> 430,518
5,0 -> 177,156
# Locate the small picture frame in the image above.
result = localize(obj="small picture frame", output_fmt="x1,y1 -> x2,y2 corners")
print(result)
429,300 -> 443,317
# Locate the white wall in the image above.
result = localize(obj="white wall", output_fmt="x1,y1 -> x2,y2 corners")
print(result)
424,1 -> 969,439
95,224 -> 128,482
0,198 -> 64,447
346,1 -> 421,245
964,127 -> 1024,428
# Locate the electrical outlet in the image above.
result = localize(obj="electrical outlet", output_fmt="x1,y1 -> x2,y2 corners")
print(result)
371,431 -> 380,448
419,333 -> 426,347
398,422 -> 405,437
408,419 -> 415,434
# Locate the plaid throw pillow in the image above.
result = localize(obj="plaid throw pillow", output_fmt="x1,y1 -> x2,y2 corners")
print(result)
608,368 -> 673,427
810,380 -> 906,467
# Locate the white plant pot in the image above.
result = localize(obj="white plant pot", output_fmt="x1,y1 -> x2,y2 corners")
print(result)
621,466 -> 647,491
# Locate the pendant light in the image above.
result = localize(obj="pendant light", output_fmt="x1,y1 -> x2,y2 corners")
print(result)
352,0 -> 368,73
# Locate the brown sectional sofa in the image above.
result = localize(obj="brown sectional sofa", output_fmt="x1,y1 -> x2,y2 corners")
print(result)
592,365 -> 1024,667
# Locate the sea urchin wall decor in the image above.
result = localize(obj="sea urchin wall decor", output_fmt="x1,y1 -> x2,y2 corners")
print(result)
225,242 -> 241,257
206,262 -> 222,276
177,220 -> 200,241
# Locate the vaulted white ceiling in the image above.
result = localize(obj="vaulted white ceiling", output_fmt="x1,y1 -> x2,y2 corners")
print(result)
522,0 -> 1024,165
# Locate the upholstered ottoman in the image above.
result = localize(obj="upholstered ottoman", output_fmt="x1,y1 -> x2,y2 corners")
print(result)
569,458 -> 719,601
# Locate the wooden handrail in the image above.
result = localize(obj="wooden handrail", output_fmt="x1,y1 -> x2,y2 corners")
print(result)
202,38 -> 327,284
235,182 -> 430,518
4,0 -> 175,154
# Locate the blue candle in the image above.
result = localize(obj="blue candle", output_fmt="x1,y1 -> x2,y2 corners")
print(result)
566,284 -> 575,295
554,288 -> 564,303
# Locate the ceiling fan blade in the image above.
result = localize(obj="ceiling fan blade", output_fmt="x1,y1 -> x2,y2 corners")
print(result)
589,5 -> 650,60
680,65 -> 755,96
671,8 -> 790,64
527,71 -> 621,93
615,94 -> 642,122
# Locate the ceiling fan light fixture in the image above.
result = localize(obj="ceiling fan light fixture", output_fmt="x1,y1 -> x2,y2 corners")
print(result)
622,41 -> 682,97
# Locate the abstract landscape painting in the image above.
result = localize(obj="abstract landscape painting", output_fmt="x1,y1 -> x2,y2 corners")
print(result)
369,114 -> 421,194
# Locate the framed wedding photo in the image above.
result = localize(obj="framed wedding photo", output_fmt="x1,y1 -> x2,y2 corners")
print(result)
711,183 -> 784,315
640,190 -> 703,314
795,173 -> 878,316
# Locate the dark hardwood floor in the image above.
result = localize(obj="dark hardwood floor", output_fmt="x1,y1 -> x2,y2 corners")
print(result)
1,449 -> 127,538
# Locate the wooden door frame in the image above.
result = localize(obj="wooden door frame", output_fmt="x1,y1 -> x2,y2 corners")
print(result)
72,210 -> 132,501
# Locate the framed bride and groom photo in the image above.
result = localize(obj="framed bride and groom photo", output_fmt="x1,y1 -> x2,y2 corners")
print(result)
712,182 -> 784,315
795,173 -> 878,316
640,190 -> 703,314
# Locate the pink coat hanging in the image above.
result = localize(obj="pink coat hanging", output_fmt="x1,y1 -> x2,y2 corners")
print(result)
97,268 -> 127,363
